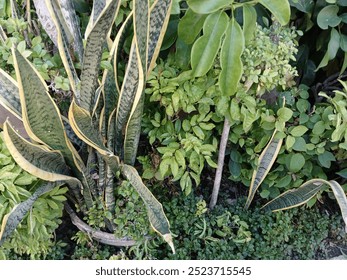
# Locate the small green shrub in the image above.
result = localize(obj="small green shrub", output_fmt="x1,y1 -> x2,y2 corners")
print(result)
144,194 -> 345,260
0,132 -> 68,259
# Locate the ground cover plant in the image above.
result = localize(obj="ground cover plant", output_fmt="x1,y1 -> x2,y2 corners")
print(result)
0,0 -> 346,259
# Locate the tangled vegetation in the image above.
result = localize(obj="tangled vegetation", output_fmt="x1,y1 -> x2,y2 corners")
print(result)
0,0 -> 346,260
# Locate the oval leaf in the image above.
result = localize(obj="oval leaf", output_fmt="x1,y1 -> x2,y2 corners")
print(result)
187,0 -> 232,14
219,19 -> 244,96
258,0 -> 290,25
191,11 -> 229,77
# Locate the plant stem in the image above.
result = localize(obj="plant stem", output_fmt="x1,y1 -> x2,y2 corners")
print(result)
209,118 -> 231,210
65,203 -> 139,247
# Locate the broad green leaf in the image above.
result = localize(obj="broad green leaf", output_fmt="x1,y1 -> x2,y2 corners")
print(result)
262,179 -> 327,211
122,164 -> 175,253
191,11 -> 228,77
80,0 -> 120,114
288,153 -> 305,172
289,0 -> 314,13
175,38 -> 192,70
178,8 -> 207,44
243,5 -> 257,44
147,0 -> 173,74
337,168 -> 347,178
277,107 -> 293,122
317,5 -> 341,29
290,125 -> 309,137
318,151 -> 336,168
187,0 -> 233,14
292,137 -> 306,152
245,130 -> 283,209
258,0 -> 290,25
316,28 -> 340,71
0,181 -> 62,246
219,19 -> 244,96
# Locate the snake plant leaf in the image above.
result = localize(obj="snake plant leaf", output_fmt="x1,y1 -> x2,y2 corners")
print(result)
258,0 -> 290,26
191,11 -> 229,77
3,121 -> 85,205
124,94 -> 144,164
263,179 -> 347,232
219,18 -> 244,97
69,100 -> 110,156
0,68 -> 21,118
12,49 -> 75,162
58,0 -> 84,63
245,130 -> 283,209
122,164 -> 175,253
134,0 -> 149,73
85,0 -> 107,38
0,104 -> 28,140
111,12 -> 133,93
147,0 -> 173,74
4,121 -> 72,181
329,180 -> 347,232
262,179 -> 327,212
45,0 -> 80,95
114,43 -> 142,156
80,0 -> 120,114
0,181 -> 63,246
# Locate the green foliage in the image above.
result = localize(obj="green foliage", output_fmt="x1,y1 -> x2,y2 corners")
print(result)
142,55 -> 221,195
0,132 -> 67,259
126,194 -> 345,260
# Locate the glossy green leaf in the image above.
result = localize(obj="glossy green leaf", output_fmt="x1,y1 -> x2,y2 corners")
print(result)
258,0 -> 290,25
316,28 -> 340,71
0,181 -> 62,246
219,19 -> 244,96
318,151 -> 336,168
191,11 -> 228,77
122,164 -> 175,253
243,5 -> 257,44
245,130 -> 283,209
317,5 -> 341,30
178,8 -> 207,44
337,168 -> 347,178
187,0 -> 232,14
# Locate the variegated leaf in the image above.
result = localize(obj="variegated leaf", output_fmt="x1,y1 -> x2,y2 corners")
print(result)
80,0 -> 120,114
0,68 -> 21,118
45,0 -> 80,95
147,0 -> 173,74
85,0 -> 107,38
245,130 -> 283,209
122,164 -> 175,253
263,179 -> 347,232
134,0 -> 149,73
262,179 -> 327,212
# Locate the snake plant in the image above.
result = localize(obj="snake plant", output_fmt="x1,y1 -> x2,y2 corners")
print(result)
0,0 -> 175,252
